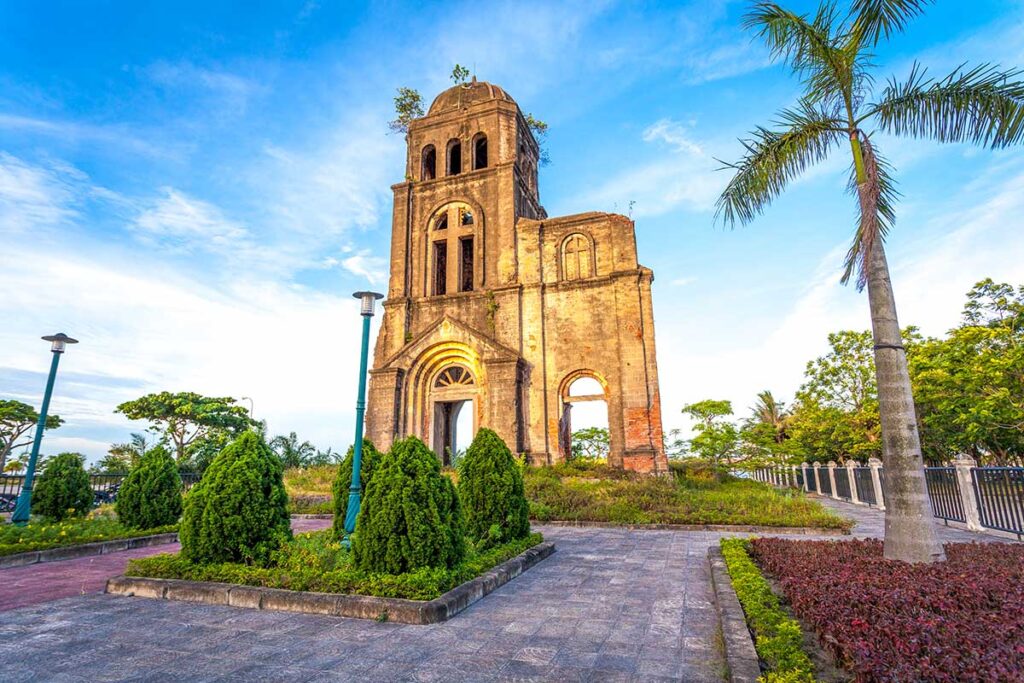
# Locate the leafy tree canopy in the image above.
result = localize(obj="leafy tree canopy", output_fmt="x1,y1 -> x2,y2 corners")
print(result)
0,399 -> 62,471
388,87 -> 424,134
571,427 -> 609,460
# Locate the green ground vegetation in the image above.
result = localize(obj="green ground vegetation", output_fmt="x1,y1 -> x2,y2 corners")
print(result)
719,538 -> 815,683
0,516 -> 176,557
525,460 -> 850,530
127,529 -> 543,601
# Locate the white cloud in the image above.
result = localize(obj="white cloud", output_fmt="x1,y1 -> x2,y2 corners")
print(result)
132,187 -> 251,254
0,152 -> 80,232
671,276 -> 697,286
323,250 -> 388,285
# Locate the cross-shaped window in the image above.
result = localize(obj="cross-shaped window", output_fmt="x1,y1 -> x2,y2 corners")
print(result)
563,234 -> 592,280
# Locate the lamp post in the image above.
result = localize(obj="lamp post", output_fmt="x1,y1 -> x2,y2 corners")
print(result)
12,333 -> 78,526
342,291 -> 383,547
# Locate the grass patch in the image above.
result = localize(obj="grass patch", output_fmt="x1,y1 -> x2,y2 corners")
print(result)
0,517 -> 176,557
288,495 -> 332,515
524,461 -> 851,530
720,538 -> 816,682
282,465 -> 336,497
126,530 -> 544,601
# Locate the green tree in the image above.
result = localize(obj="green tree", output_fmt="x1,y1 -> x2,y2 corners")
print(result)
115,392 -> 253,465
269,431 -> 317,468
570,427 -> 610,460
179,431 -> 291,565
457,428 -> 530,550
115,446 -> 182,529
740,390 -> 793,463
33,452 -> 93,520
682,400 -> 739,478
716,1 -> 1024,562
92,433 -> 150,473
523,113 -> 551,166
352,436 -> 465,574
0,399 -> 62,472
388,87 -> 424,134
450,63 -> 470,84
331,439 -> 382,540
910,279 -> 1024,464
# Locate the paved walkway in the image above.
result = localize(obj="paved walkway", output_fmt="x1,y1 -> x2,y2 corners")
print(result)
0,504 -> 1014,682
0,518 -> 331,612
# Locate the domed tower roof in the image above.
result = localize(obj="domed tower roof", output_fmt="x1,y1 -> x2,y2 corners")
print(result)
427,78 -> 516,116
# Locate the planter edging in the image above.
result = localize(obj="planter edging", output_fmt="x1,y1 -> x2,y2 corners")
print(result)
106,541 -> 556,624
708,546 -> 762,683
0,532 -> 179,569
538,519 -> 849,535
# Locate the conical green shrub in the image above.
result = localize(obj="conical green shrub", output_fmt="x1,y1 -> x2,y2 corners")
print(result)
352,436 -> 465,574
179,431 -> 291,565
458,428 -> 530,549
116,446 -> 182,529
332,439 -> 381,539
34,452 -> 93,520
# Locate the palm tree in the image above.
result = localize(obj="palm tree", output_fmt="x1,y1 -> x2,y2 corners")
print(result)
749,390 -> 790,445
270,432 -> 317,469
717,1 -> 1024,563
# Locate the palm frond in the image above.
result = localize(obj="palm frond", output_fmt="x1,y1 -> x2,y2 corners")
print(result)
868,62 -> 1024,148
716,105 -> 845,227
841,135 -> 899,289
849,0 -> 933,47
744,2 -> 851,106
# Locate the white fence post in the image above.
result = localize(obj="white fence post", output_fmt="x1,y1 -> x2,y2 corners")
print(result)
812,462 -> 822,494
868,457 -> 885,510
846,460 -> 860,505
791,465 -> 798,488
827,461 -> 839,499
801,462 -> 810,492
953,455 -> 983,531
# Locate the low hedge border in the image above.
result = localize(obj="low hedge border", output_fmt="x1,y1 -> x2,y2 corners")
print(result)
708,546 -> 762,683
107,541 -> 555,624
540,520 -> 849,535
0,533 -> 179,569
719,538 -> 816,682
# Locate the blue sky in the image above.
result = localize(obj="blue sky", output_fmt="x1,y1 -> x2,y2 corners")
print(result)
2,0 -> 1023,463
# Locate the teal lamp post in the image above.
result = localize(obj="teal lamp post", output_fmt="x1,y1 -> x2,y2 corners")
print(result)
342,291 -> 383,547
12,333 -> 78,526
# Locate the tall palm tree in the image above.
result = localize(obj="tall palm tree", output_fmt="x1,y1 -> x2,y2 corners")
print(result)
749,390 -> 790,445
717,1 -> 1024,563
270,432 -> 317,469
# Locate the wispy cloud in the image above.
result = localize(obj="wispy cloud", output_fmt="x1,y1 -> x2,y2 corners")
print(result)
0,152 -> 82,232
132,187 -> 251,254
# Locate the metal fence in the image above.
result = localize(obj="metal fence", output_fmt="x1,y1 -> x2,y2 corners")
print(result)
924,467 -> 966,523
0,472 -> 201,514
853,467 -> 877,506
834,469 -> 852,501
805,467 -> 818,493
973,467 -> 1024,537
818,468 -> 833,497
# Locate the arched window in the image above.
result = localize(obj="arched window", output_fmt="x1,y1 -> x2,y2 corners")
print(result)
472,133 -> 488,170
434,365 -> 474,388
435,213 -> 448,231
421,145 -> 436,181
428,201 -> 480,295
447,139 -> 462,176
562,233 -> 593,281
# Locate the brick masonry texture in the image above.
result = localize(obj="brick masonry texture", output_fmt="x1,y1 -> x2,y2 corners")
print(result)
365,80 -> 667,474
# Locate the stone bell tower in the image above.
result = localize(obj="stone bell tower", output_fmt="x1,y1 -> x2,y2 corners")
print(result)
365,78 -> 668,473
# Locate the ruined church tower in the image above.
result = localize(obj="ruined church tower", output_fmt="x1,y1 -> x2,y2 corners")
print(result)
365,79 -> 668,473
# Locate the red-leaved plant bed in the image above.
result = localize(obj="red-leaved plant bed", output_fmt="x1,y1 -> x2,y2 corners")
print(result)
750,538 -> 1024,682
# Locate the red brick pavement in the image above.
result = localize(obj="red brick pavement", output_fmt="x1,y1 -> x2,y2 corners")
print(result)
0,517 -> 332,612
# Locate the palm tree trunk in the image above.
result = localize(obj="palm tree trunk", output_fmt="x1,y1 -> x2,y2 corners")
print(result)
864,237 -> 946,563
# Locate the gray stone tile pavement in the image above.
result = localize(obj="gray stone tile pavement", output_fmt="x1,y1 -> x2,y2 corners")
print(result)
0,501 -> 1012,682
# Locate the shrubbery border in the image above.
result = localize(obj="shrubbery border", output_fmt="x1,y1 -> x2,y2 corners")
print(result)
0,532 -> 179,569
107,541 -> 555,624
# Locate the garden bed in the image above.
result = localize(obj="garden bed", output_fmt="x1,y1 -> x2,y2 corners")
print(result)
112,531 -> 552,624
524,462 -> 852,531
0,518 -> 177,559
746,537 -> 1024,682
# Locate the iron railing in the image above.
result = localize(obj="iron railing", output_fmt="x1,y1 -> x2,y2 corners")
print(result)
805,467 -> 818,493
818,468 -> 832,497
0,472 -> 200,513
972,467 -> 1024,536
924,467 -> 966,523
853,467 -> 876,506
794,468 -> 804,489
834,469 -> 852,500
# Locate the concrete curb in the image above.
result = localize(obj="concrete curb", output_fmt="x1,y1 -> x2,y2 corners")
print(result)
538,519 -> 849,535
707,546 -> 762,683
106,541 -> 556,624
0,533 -> 179,569
289,514 -> 334,520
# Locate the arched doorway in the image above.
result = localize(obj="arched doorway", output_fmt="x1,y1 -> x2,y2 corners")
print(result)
430,364 -> 477,465
558,372 -> 610,462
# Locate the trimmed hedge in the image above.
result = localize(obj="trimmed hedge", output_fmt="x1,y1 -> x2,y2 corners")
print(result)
752,537 -> 1024,682
116,446 -> 182,529
127,530 -> 543,601
458,428 -> 530,550
331,439 -> 381,539
179,431 -> 291,565
719,538 -> 815,683
352,436 -> 465,574
33,452 -> 93,520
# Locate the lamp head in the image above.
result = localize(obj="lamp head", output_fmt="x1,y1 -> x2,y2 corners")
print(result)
41,332 -> 78,354
353,291 -> 384,317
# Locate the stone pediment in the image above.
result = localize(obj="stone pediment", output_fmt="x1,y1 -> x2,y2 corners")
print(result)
378,315 -> 521,370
